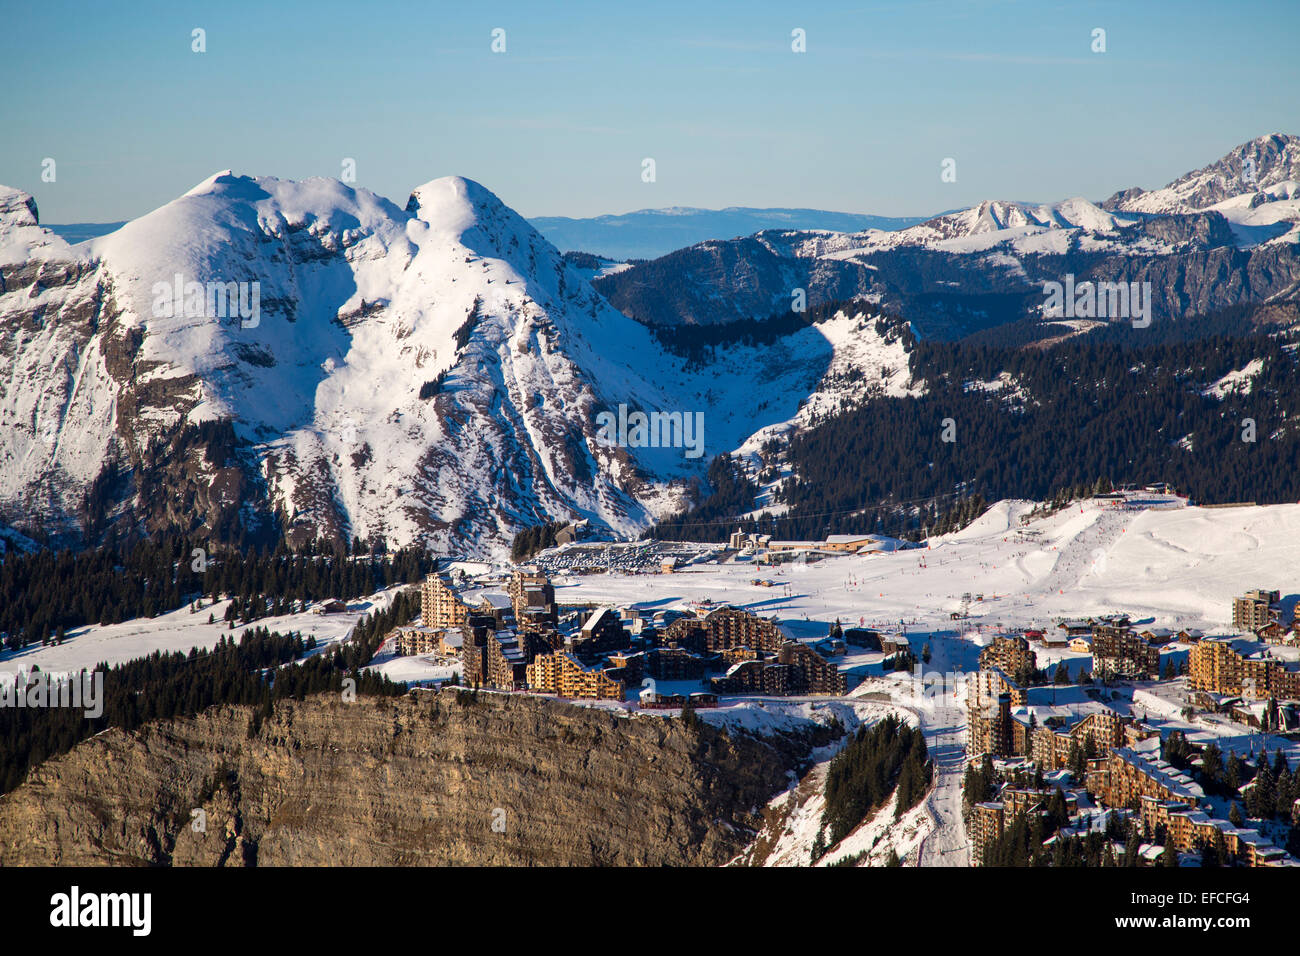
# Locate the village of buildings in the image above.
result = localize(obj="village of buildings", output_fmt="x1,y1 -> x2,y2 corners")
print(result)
372,490 -> 1300,868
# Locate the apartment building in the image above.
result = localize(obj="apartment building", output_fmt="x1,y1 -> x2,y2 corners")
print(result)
780,641 -> 848,695
459,618 -> 494,688
525,650 -> 626,701
969,802 -> 1006,866
1190,636 -> 1300,700
485,631 -> 527,690
1140,797 -> 1294,867
474,592 -> 514,627
646,645 -> 713,681
1086,748 -> 1203,808
666,606 -> 787,655
1091,625 -> 1160,680
1233,589 -> 1280,632
606,650 -> 645,686
1030,710 -> 1128,770
508,569 -> 557,631
708,640 -> 847,696
979,634 -> 1037,676
570,606 -> 627,663
421,572 -> 471,628
970,788 -> 1080,865
390,625 -> 446,657
968,692 -> 1014,759
711,659 -> 791,696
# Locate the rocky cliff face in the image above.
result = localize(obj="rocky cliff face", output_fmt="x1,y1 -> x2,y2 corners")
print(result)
0,690 -> 812,866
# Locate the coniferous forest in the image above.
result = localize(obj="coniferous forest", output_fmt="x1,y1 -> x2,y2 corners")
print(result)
652,317 -> 1300,543
819,714 -> 932,854
0,535 -> 434,652
0,583 -> 420,795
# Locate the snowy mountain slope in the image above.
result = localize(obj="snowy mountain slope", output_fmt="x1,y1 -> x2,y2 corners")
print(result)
1106,133 -> 1300,216
550,495 -> 1300,642
0,174 -> 907,555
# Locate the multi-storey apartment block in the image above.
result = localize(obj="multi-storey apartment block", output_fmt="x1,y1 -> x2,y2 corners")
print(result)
968,692 -> 1014,759
391,625 -> 446,657
970,788 -> 1080,865
1091,625 -> 1160,680
1233,589 -> 1281,632
508,569 -> 557,631
1190,636 -> 1300,700
969,802 -> 1006,865
1085,747 -> 1204,808
1029,709 -> 1128,770
710,641 -> 847,696
1140,797 -> 1294,867
525,650 -> 625,700
486,631 -> 527,690
421,572 -> 471,629
570,606 -> 627,663
666,606 -> 787,655
979,634 -> 1036,677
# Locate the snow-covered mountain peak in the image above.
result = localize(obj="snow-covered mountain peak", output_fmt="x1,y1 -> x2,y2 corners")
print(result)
1109,133 -> 1300,215
0,186 -> 40,229
4,168 -> 908,556
0,186 -> 70,265
404,175 -> 488,232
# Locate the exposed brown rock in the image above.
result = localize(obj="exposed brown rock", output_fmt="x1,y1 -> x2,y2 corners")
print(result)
0,689 -> 807,867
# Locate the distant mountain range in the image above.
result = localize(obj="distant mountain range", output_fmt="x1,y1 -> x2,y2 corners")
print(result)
48,208 -> 931,262
595,134 -> 1300,338
44,221 -> 127,244
527,207 -> 932,260
6,134 -> 1298,557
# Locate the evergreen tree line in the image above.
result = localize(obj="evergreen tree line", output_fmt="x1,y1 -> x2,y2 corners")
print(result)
0,533 -> 434,652
1164,731 -> 1299,822
651,325 -> 1300,544
821,714 -> 932,851
962,754 -> 999,812
511,521 -> 566,562
0,607 -> 413,795
981,805 -> 1140,867
646,299 -> 908,368
781,331 -> 1300,526
961,301 -> 1295,350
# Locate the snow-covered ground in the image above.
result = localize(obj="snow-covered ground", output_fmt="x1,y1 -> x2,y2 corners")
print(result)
0,587 -> 405,682
4,493 -> 1296,865
547,497 -> 1296,640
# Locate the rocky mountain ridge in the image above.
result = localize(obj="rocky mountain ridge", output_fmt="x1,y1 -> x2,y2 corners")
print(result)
595,135 -> 1300,338
0,174 -> 905,555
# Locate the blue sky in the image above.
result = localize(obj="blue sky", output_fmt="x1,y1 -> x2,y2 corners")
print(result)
3,0 -> 1298,223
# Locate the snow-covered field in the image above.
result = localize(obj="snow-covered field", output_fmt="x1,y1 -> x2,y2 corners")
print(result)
0,587 -> 405,682
548,497 -> 1299,642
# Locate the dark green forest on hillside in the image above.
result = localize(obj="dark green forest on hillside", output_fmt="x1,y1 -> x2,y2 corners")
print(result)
816,715 -> 932,860
0,534 -> 434,652
0,585 -> 420,795
651,320 -> 1300,543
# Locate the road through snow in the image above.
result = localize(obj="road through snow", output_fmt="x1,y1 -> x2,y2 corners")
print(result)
918,703 -> 971,867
